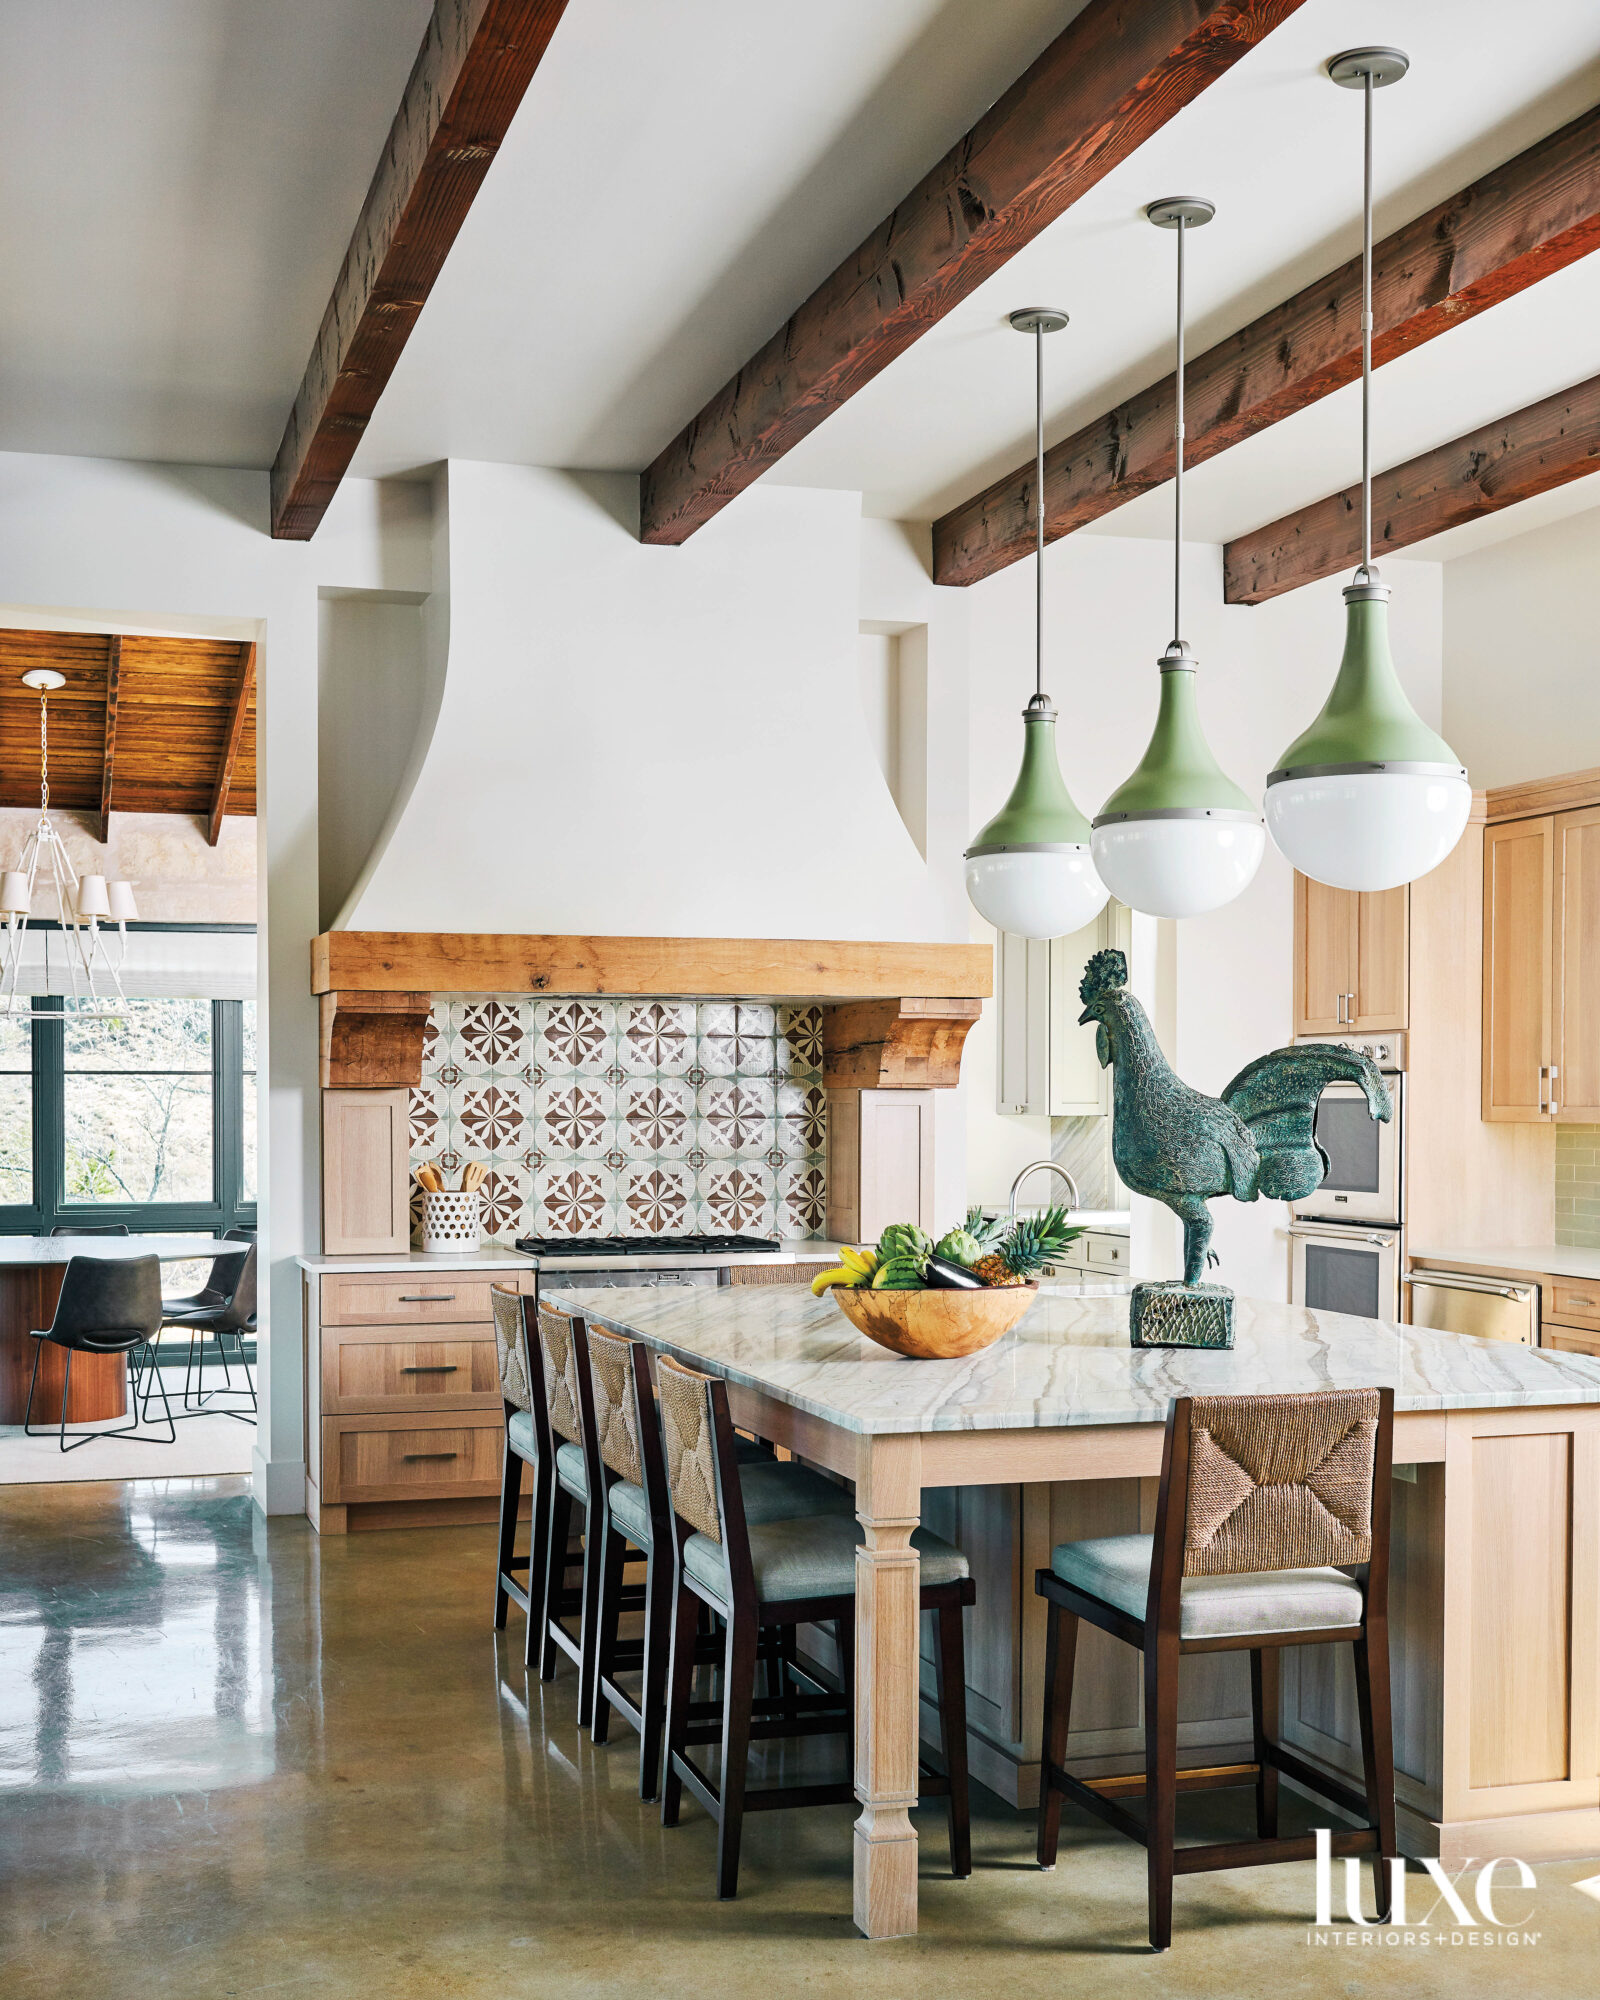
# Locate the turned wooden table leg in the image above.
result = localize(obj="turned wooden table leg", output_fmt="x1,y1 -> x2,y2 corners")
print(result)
853,1432 -> 922,1940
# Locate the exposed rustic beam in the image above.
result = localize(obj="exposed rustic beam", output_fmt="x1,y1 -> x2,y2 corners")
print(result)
207,643 -> 256,845
639,0 -> 1308,548
98,635 -> 120,845
270,0 -> 569,540
935,100 -> 1600,587
1223,374 -> 1600,603
821,998 -> 982,1089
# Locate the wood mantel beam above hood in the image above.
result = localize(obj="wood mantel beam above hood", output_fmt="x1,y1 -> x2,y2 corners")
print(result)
311,932 -> 991,1002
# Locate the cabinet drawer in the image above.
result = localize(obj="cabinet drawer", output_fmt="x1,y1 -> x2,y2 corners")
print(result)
321,1328 -> 502,1414
1085,1234 -> 1129,1271
321,1273 -> 527,1326
322,1413 -> 504,1504
1548,1284 -> 1600,1331
1543,1323 -> 1600,1358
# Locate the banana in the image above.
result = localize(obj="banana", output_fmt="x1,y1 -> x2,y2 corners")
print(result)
810,1266 -> 856,1297
839,1244 -> 877,1280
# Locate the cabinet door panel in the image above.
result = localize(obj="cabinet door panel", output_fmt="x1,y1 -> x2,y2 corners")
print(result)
1556,808 -> 1600,1121
1296,874 -> 1358,1034
1482,818 -> 1554,1122
1354,887 -> 1408,1030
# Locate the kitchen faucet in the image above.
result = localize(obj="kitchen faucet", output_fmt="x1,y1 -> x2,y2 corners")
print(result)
1009,1159 -> 1080,1218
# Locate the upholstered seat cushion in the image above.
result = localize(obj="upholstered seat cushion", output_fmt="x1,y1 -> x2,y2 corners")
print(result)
507,1410 -> 537,1465
1050,1533 -> 1364,1640
609,1461 -> 854,1552
555,1440 -> 587,1501
684,1514 -> 968,1608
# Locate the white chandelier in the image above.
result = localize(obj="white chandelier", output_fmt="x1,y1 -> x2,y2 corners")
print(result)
1,669 -> 138,1021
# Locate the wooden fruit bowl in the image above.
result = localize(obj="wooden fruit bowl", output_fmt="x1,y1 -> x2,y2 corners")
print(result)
831,1282 -> 1038,1359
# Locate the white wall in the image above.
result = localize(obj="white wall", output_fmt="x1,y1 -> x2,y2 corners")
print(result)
0,452 -> 421,1513
1443,503 -> 1600,789
961,532 -> 1445,1299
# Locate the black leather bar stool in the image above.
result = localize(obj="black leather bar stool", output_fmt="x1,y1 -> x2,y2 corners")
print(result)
656,1354 -> 975,1899
1035,1386 -> 1397,1951
152,1240 -> 257,1421
26,1254 -> 172,1451
584,1321 -> 856,1800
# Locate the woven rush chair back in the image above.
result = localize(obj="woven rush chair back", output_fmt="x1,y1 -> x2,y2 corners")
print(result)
1160,1389 -> 1390,1587
585,1323 -> 647,1486
538,1302 -> 587,1446
49,1255 -> 163,1350
491,1283 -> 532,1414
656,1356 -> 754,1590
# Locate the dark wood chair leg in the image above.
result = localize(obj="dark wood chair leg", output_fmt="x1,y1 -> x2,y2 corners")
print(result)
933,1597 -> 972,1878
660,1577 -> 700,1828
522,1464 -> 551,1675
575,1496 -> 605,1730
1353,1616 -> 1398,1922
1037,1599 -> 1078,1869
539,1486 -> 574,1683
590,1521 -> 628,1744
1250,1646 -> 1280,1839
637,1545 -> 673,1802
834,1610 -> 855,1791
493,1444 -> 523,1630
715,1612 -> 759,1900
1144,1635 -> 1179,1953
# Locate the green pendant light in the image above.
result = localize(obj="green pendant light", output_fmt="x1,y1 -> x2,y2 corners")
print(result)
964,309 -> 1109,940
1090,198 -> 1264,919
1264,48 -> 1470,892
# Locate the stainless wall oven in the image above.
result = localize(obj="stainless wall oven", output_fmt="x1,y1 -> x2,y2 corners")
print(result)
1289,1221 -> 1402,1323
1291,1033 -> 1403,1228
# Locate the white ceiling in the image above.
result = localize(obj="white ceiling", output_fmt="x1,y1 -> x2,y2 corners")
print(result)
3,0 -> 1599,565
0,0 -> 433,466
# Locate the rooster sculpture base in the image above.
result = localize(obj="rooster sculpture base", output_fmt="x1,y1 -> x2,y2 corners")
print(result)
1077,949 -> 1392,1291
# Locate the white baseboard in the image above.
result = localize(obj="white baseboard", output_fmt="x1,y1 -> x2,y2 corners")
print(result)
252,1448 -> 307,1516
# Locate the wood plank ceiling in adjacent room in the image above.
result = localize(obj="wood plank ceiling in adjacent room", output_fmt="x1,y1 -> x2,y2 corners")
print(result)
0,630 -> 256,841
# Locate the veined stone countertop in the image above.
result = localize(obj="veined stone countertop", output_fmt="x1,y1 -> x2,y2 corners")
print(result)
296,1247 -> 539,1275
550,1284 -> 1600,1437
1410,1245 -> 1600,1284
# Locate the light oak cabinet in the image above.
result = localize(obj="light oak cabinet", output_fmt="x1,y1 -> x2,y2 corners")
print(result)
1293,875 -> 1408,1034
1482,808 -> 1600,1123
825,1088 -> 936,1244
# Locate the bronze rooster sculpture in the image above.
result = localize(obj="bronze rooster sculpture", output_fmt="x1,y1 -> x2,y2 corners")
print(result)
1077,949 -> 1391,1287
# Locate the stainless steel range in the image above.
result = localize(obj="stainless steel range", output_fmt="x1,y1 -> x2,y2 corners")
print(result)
515,1232 -> 788,1292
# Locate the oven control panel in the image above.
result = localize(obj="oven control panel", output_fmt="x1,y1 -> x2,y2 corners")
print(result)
1293,1030 -> 1404,1073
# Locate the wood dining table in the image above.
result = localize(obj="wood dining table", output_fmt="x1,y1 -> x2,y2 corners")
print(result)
555,1279 -> 1600,1941
0,1235 -> 242,1425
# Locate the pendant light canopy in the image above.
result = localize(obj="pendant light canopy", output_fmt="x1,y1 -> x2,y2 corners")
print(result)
1091,198 -> 1264,920
1265,50 -> 1470,892
965,309 -> 1108,940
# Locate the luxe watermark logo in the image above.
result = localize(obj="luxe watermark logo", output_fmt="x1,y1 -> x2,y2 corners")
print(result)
1307,1829 -> 1541,1948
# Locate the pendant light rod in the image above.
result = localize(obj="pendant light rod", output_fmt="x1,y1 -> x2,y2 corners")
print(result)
1327,46 -> 1409,577
1146,198 -> 1214,652
1008,307 -> 1069,705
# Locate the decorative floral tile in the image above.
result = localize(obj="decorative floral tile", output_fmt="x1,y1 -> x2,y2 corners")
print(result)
479,1161 -> 532,1238
698,1159 -> 774,1234
535,1076 -> 614,1157
409,1078 -> 448,1156
619,1000 -> 695,1075
776,1081 -> 826,1157
698,1077 -> 775,1158
457,998 -> 527,1069
458,1078 -> 533,1154
619,1075 -> 693,1156
618,1160 -> 695,1235
778,1003 -> 824,1074
778,1161 -> 828,1237
535,1163 -> 614,1236
537,998 -> 613,1074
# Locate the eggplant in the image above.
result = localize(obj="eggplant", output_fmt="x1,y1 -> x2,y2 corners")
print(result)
924,1254 -> 985,1290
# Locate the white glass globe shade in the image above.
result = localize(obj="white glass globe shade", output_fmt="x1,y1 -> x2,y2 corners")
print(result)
1090,816 -> 1265,920
965,847 -> 1108,940
1266,770 -> 1472,892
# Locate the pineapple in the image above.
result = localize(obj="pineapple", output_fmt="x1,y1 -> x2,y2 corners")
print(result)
974,1205 -> 1080,1287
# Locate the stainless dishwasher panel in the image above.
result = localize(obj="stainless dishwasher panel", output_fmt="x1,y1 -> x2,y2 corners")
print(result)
1408,1270 -> 1539,1346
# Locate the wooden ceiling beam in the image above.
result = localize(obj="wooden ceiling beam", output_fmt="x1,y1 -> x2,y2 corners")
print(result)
638,0 -> 1308,549
207,644 -> 257,845
269,0 -> 570,540
98,635 -> 120,845
934,100 -> 1600,587
1222,373 -> 1600,603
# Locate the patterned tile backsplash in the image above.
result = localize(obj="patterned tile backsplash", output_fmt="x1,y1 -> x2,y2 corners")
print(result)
1556,1125 -> 1600,1249
410,997 -> 828,1243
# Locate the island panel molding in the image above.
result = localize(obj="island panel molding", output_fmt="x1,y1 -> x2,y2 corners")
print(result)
311,931 -> 992,1004
638,0 -> 1308,547
935,98 -> 1600,587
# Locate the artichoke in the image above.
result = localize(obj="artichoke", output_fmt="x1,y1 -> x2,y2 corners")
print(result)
875,1223 -> 933,1269
934,1228 -> 982,1268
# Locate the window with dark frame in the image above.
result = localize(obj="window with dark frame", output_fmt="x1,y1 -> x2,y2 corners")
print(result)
0,995 -> 258,1236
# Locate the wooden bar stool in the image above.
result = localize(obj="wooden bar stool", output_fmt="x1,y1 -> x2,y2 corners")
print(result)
1035,1386 -> 1396,1952
489,1284 -> 562,1667
533,1301 -> 647,1726
584,1323 -> 858,1800
655,1354 -> 975,1899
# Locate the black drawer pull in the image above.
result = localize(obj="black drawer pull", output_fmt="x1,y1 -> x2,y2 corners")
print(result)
399,1293 -> 456,1303
402,1451 -> 459,1462
400,1365 -> 459,1374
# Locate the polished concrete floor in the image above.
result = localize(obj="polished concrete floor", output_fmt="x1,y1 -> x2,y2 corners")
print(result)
1,1477 -> 1596,1998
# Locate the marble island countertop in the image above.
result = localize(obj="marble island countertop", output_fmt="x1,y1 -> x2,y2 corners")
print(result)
551,1283 -> 1600,1437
